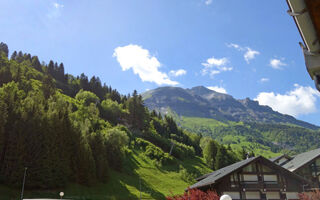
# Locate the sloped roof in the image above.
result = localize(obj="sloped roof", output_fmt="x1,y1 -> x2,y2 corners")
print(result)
269,154 -> 292,166
190,156 -> 311,190
283,148 -> 320,172
269,154 -> 286,162
190,157 -> 257,189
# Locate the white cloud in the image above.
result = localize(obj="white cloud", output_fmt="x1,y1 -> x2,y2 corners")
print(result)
244,48 -> 260,63
260,78 -> 269,83
113,44 -> 178,86
53,2 -> 64,9
47,2 -> 64,19
269,58 -> 286,69
169,69 -> 187,77
227,43 -> 260,63
205,0 -> 213,5
227,43 -> 241,49
255,84 -> 320,117
201,57 -> 232,78
203,57 -> 228,67
207,86 -> 227,94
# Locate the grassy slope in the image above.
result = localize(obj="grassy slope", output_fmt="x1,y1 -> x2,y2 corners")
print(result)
178,116 -> 280,158
179,116 -> 228,129
0,150 -> 211,200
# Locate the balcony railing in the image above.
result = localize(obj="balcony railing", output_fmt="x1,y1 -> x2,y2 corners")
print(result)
234,181 -> 281,189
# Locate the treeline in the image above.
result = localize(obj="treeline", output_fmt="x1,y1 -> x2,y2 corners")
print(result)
180,113 -> 320,155
248,123 -> 320,154
0,43 -> 243,189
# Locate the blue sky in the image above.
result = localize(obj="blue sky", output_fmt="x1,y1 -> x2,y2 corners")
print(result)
1,0 -> 320,125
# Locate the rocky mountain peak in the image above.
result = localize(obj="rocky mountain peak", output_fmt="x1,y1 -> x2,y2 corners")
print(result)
142,86 -> 318,130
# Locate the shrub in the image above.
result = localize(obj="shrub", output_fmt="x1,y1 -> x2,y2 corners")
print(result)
104,127 -> 129,170
166,188 -> 219,200
142,127 -> 172,152
100,99 -> 127,124
171,140 -> 195,159
135,137 -> 151,149
299,189 -> 320,200
75,89 -> 99,106
135,138 -> 175,165
179,165 -> 199,183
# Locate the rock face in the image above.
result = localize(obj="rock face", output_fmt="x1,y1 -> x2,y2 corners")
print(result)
142,86 -> 318,130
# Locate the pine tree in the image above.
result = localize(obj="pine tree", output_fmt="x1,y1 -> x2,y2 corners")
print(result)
31,56 -> 42,71
200,138 -> 218,170
0,42 -> 9,57
127,90 -> 147,130
58,63 -> 65,81
241,147 -> 247,160
79,73 -> 90,91
42,75 -> 55,99
16,51 -> 24,63
10,51 -> 17,60
47,60 -> 55,76
214,146 -> 230,170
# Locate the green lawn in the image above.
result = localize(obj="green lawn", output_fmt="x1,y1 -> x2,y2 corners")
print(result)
0,150 -> 211,200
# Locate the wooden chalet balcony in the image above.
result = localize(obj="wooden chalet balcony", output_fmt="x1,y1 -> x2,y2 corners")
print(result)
235,181 -> 280,190
240,181 -> 261,189
264,181 -> 280,189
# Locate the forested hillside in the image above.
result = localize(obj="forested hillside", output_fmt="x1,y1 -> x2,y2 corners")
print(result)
0,43 -> 247,199
142,85 -> 320,155
176,117 -> 320,156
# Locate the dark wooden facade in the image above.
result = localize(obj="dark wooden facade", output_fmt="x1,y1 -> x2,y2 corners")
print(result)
193,157 -> 310,200
295,156 -> 320,189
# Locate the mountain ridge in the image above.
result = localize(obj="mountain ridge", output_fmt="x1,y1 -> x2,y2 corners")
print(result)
142,86 -> 318,130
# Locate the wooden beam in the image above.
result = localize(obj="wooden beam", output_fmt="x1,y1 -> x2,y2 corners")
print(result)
305,0 -> 320,44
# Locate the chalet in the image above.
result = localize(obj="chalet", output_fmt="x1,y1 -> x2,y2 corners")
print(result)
281,148 -> 320,189
190,156 -> 311,200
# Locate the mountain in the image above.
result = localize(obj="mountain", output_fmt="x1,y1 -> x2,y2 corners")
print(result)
142,86 -> 318,130
142,86 -> 320,155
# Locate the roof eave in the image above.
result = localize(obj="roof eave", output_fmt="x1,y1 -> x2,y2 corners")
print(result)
289,154 -> 320,173
286,0 -> 320,53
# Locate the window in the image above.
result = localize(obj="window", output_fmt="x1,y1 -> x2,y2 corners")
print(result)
242,174 -> 258,183
230,173 -> 239,182
266,192 -> 280,200
316,158 -> 320,166
245,192 -> 260,199
285,192 -> 299,200
264,175 -> 278,184
230,173 -> 239,187
278,158 -> 287,163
